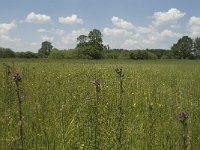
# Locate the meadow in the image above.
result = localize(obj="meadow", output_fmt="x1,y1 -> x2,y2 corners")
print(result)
0,59 -> 200,150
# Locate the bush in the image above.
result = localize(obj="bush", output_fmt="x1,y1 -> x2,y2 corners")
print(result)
77,45 -> 103,59
147,52 -> 158,59
49,49 -> 64,59
63,49 -> 78,59
103,52 -> 119,59
130,50 -> 158,60
16,51 -> 38,58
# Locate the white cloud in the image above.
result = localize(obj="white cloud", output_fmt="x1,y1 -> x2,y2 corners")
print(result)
0,22 -> 16,34
58,14 -> 83,24
104,8 -> 183,49
189,16 -> 200,26
37,28 -> 47,32
188,16 -> 200,37
25,12 -> 51,23
0,35 -> 21,43
170,24 -> 181,29
30,42 -> 39,46
37,28 -> 65,35
41,35 -> 54,42
103,27 -> 132,37
152,8 -> 185,26
160,29 -> 182,38
0,21 -> 21,45
61,28 -> 88,46
136,26 -> 153,34
52,29 -> 65,35
111,16 -> 134,29
104,16 -> 177,49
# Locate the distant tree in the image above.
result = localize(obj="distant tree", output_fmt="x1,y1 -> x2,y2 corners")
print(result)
77,35 -> 88,47
194,37 -> 200,58
146,49 -> 168,59
129,50 -> 157,60
75,29 -> 104,59
38,41 -> 53,58
0,47 -> 16,58
16,51 -> 38,58
48,48 -> 64,59
171,36 -> 193,59
88,29 -> 103,50
77,45 -> 103,59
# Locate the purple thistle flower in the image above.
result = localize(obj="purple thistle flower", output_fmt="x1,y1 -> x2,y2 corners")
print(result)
13,72 -> 22,82
178,112 -> 188,123
94,79 -> 100,86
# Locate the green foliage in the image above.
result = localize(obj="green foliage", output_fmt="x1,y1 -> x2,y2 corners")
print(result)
38,41 -> 53,58
0,47 -> 16,58
194,37 -> 200,58
105,49 -> 130,59
77,45 -> 103,59
88,29 -> 103,48
63,49 -> 78,59
75,29 -> 104,59
77,35 -> 88,48
48,48 -> 64,59
146,49 -> 171,59
16,51 -> 38,58
130,50 -> 158,60
103,52 -> 119,59
171,36 -> 193,59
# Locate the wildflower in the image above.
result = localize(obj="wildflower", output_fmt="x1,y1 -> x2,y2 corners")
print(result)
80,143 -> 85,149
178,112 -> 188,123
13,72 -> 22,82
94,79 -> 101,92
94,79 -> 100,86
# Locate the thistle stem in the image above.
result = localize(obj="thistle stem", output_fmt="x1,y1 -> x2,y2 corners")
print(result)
16,81 -> 23,150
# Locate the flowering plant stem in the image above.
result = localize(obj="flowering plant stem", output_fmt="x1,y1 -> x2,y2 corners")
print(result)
16,81 -> 23,150
14,73 -> 23,150
115,68 -> 124,150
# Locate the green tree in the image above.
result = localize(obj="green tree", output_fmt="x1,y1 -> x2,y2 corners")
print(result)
75,29 -> 104,59
171,36 -> 193,59
77,35 -> 88,48
194,37 -> 200,58
16,51 -> 38,58
38,41 -> 53,58
0,47 -> 16,58
88,29 -> 103,49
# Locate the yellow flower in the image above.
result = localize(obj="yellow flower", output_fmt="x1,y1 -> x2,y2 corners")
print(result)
80,144 -> 85,149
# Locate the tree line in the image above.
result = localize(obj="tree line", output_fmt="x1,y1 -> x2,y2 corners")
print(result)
1,29 -> 200,59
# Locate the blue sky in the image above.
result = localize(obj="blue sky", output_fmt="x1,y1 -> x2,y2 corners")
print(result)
0,0 -> 200,52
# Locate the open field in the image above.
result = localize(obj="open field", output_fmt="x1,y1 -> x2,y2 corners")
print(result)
0,59 -> 200,149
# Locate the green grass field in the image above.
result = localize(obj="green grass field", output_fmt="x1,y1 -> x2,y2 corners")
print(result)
0,59 -> 200,150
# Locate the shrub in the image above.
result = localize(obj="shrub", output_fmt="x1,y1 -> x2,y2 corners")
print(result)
49,49 -> 64,59
130,50 -> 157,60
16,52 -> 38,58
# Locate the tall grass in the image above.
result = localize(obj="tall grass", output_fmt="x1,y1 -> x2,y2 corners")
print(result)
0,59 -> 200,149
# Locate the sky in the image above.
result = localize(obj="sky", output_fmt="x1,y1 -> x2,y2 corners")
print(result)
0,0 -> 200,52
